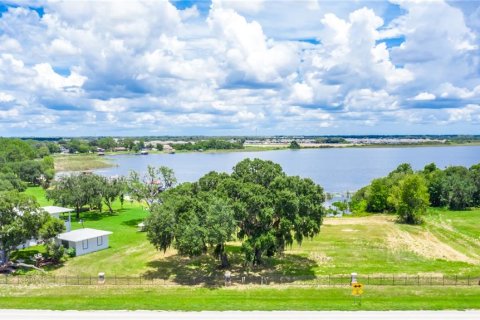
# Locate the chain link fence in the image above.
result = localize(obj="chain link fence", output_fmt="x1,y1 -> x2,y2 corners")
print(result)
2,274 -> 480,287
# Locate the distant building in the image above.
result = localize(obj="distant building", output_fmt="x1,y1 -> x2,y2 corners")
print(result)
114,147 -> 127,151
163,144 -> 175,153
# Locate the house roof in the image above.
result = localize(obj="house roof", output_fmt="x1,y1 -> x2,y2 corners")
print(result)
41,206 -> 74,215
56,228 -> 112,242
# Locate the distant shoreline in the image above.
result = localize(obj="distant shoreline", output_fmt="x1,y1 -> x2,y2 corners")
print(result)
53,143 -> 480,173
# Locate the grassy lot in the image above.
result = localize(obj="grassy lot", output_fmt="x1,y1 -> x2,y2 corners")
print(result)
14,188 -> 480,279
53,154 -> 114,172
0,285 -> 479,310
285,212 -> 480,276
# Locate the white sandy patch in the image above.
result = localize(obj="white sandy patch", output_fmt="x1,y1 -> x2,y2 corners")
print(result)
387,229 -> 477,264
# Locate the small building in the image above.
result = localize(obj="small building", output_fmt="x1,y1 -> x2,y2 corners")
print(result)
137,222 -> 146,232
56,228 -> 112,256
163,144 -> 176,154
42,206 -> 74,231
15,206 -> 75,250
42,206 -> 74,219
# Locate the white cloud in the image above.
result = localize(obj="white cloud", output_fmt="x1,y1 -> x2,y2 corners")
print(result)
447,104 -> 480,123
344,89 -> 398,111
211,0 -> 265,15
0,92 -> 15,103
33,63 -> 86,90
412,92 -> 436,101
0,0 -> 479,135
208,8 -> 297,84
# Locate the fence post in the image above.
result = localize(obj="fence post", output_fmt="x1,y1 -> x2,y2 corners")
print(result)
417,275 -> 420,286
468,276 -> 470,286
455,275 -> 458,286
392,275 -> 395,285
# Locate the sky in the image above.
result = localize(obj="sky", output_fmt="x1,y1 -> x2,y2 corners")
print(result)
0,0 -> 479,137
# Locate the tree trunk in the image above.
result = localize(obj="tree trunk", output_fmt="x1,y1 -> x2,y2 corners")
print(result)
76,206 -> 80,219
253,247 -> 262,266
220,252 -> 229,268
0,249 -> 8,265
215,244 -> 230,268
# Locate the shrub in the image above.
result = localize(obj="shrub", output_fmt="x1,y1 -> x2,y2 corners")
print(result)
66,247 -> 76,258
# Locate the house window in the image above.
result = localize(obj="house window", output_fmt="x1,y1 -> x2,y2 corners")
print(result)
97,236 -> 103,246
82,240 -> 88,250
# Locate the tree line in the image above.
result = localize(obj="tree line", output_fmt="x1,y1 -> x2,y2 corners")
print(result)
0,138 -> 55,192
171,138 -> 244,151
350,162 -> 480,224
46,174 -> 127,218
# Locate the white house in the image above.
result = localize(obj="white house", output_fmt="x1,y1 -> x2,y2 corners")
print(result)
56,228 -> 112,256
42,206 -> 74,219
15,206 -> 75,250
41,206 -> 74,231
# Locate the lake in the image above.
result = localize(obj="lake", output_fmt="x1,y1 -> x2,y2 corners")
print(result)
95,146 -> 480,193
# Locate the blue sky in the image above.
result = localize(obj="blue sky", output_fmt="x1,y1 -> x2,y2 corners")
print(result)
0,0 -> 479,136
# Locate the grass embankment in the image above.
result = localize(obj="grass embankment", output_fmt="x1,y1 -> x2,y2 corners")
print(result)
0,285 -> 479,310
53,154 -> 114,172
15,188 -> 480,278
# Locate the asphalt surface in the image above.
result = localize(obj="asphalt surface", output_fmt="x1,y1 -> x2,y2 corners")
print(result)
1,310 -> 479,320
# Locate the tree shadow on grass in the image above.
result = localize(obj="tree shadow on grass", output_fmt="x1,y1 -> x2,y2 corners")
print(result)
67,210 -> 119,223
121,218 -> 144,228
143,246 -> 318,287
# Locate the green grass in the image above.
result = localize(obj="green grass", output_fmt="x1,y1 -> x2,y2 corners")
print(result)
54,154 -> 113,172
16,188 -> 480,279
0,285 -> 479,310
284,212 -> 480,276
24,186 -> 53,206
9,188 -> 480,310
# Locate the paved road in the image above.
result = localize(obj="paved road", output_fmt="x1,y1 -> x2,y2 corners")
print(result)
1,310 -> 479,320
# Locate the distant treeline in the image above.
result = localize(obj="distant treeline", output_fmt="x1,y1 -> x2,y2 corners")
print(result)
314,137 -> 348,144
8,137 -> 246,154
172,139 -> 244,151
351,162 -> 480,215
0,138 -> 55,191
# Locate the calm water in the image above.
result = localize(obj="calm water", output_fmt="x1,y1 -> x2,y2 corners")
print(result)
95,146 -> 480,192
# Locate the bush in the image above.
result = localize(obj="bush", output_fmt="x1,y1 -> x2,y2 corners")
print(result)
66,247 -> 76,258
45,242 -> 65,263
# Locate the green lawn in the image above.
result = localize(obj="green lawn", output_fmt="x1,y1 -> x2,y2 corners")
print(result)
53,154 -> 113,172
0,285 -> 479,310
15,188 -> 480,280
